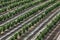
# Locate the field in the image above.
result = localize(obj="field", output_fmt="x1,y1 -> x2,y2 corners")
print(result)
0,0 -> 60,40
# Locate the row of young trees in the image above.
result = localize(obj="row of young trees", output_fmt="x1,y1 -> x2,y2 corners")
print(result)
0,0 -> 11,2
36,12 -> 60,40
0,0 -> 15,7
0,0 -> 46,21
0,0 -> 32,7
0,0 -> 33,13
0,0 -> 57,34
